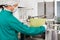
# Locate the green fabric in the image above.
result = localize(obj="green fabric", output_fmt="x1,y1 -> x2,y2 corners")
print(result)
0,9 -> 45,40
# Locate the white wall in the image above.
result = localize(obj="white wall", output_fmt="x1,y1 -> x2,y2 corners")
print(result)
14,0 -> 38,20
0,0 -> 55,19
23,0 -> 54,16
14,0 -> 55,20
23,0 -> 38,16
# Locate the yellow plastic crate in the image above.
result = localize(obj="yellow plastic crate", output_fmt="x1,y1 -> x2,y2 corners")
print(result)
29,18 -> 46,27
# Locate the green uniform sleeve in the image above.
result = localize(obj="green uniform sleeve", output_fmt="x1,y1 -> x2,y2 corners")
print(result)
8,15 -> 45,36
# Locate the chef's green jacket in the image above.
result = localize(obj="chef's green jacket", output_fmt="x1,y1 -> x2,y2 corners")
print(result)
0,9 -> 45,40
